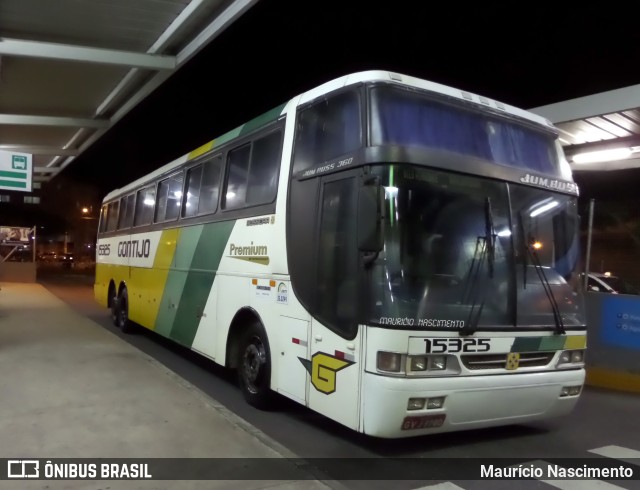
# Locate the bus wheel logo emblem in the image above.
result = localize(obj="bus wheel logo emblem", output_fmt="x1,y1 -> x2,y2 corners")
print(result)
299,352 -> 354,395
506,352 -> 520,370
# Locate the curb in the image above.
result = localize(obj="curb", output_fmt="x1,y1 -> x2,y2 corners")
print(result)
586,366 -> 640,394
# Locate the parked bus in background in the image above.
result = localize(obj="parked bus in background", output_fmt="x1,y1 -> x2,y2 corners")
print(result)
95,71 -> 586,438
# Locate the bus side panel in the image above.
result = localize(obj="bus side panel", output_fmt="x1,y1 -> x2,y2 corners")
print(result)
154,225 -> 204,338
94,263 -> 116,307
127,228 -> 179,329
155,220 -> 235,348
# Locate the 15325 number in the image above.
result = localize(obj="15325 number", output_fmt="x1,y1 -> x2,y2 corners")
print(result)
424,338 -> 491,354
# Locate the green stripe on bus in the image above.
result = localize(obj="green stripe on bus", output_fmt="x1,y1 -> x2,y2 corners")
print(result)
239,103 -> 286,136
155,225 -> 204,337
511,336 -> 571,352
0,171 -> 27,179
213,127 -> 243,148
511,337 -> 542,352
170,220 -> 235,346
0,179 -> 27,188
538,336 -> 566,351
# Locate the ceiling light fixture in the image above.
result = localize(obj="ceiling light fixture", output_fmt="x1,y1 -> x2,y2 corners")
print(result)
572,147 -> 633,164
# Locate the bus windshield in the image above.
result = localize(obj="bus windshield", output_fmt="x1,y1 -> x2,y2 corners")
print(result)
364,165 -> 585,330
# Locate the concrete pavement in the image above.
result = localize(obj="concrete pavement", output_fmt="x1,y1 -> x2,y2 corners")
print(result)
0,282 -> 337,489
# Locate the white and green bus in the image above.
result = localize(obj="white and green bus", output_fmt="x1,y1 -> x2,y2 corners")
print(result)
95,70 -> 587,438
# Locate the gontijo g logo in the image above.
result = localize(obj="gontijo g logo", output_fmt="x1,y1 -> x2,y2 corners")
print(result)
299,352 -> 354,394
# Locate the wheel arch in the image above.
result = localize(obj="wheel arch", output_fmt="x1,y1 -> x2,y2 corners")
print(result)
225,307 -> 270,369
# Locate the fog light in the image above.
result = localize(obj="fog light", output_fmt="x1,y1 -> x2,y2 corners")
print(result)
410,356 -> 428,371
570,350 -> 584,363
568,385 -> 582,396
426,396 -> 445,409
559,351 -> 571,364
407,398 -> 425,410
430,355 -> 447,370
377,352 -> 402,373
560,385 -> 582,397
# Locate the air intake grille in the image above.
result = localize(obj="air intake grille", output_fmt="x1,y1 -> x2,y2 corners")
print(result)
461,352 -> 554,370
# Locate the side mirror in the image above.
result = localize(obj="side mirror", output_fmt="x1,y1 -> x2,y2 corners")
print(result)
357,178 -> 384,253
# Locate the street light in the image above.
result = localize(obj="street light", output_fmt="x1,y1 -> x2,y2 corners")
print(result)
82,207 -> 89,214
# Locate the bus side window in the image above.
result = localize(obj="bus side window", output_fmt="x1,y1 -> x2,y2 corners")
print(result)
155,173 -> 183,222
98,204 -> 108,233
117,194 -> 135,229
199,155 -> 221,214
106,201 -> 120,232
246,131 -> 281,205
224,132 -> 281,210
183,155 -> 221,217
134,185 -> 156,226
183,164 -> 203,218
224,144 -> 251,209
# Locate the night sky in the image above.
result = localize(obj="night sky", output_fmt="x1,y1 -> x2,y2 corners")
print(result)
65,0 -> 640,200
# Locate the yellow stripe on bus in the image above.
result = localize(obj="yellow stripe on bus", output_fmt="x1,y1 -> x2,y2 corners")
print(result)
128,229 -> 180,329
564,335 -> 587,349
188,141 -> 214,160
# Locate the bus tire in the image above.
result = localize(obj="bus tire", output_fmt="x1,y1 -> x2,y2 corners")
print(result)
116,288 -> 135,334
237,323 -> 273,409
110,285 -> 119,327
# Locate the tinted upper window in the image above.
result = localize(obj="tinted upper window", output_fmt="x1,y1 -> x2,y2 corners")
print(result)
292,91 -> 361,174
370,85 -> 559,176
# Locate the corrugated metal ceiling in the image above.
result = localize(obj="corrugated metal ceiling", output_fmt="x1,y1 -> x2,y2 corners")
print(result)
0,0 -> 258,182
531,84 -> 640,171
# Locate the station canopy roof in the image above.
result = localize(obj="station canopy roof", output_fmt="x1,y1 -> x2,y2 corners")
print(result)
531,85 -> 640,172
0,0 -> 257,183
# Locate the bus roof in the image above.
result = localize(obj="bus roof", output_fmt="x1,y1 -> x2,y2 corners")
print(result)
103,70 -> 557,203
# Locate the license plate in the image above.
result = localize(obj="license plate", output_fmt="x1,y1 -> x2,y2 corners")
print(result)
401,414 -> 446,431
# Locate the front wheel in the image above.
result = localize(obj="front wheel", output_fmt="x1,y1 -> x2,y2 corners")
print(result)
237,323 -> 273,409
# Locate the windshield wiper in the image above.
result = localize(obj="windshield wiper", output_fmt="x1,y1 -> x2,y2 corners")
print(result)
519,212 -> 566,335
484,197 -> 496,278
459,236 -> 487,337
460,197 -> 495,336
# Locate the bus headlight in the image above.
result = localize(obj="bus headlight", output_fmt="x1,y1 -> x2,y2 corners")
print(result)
377,351 -> 403,373
410,356 -> 428,371
406,355 -> 448,373
570,350 -> 584,363
557,350 -> 585,367
430,356 -> 447,370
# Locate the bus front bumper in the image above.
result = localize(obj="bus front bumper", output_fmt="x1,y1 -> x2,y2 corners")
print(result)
361,368 -> 585,438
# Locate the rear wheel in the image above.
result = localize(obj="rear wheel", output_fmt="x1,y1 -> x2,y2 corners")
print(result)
115,288 -> 135,334
111,293 -> 118,327
110,288 -> 119,326
237,323 -> 273,409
